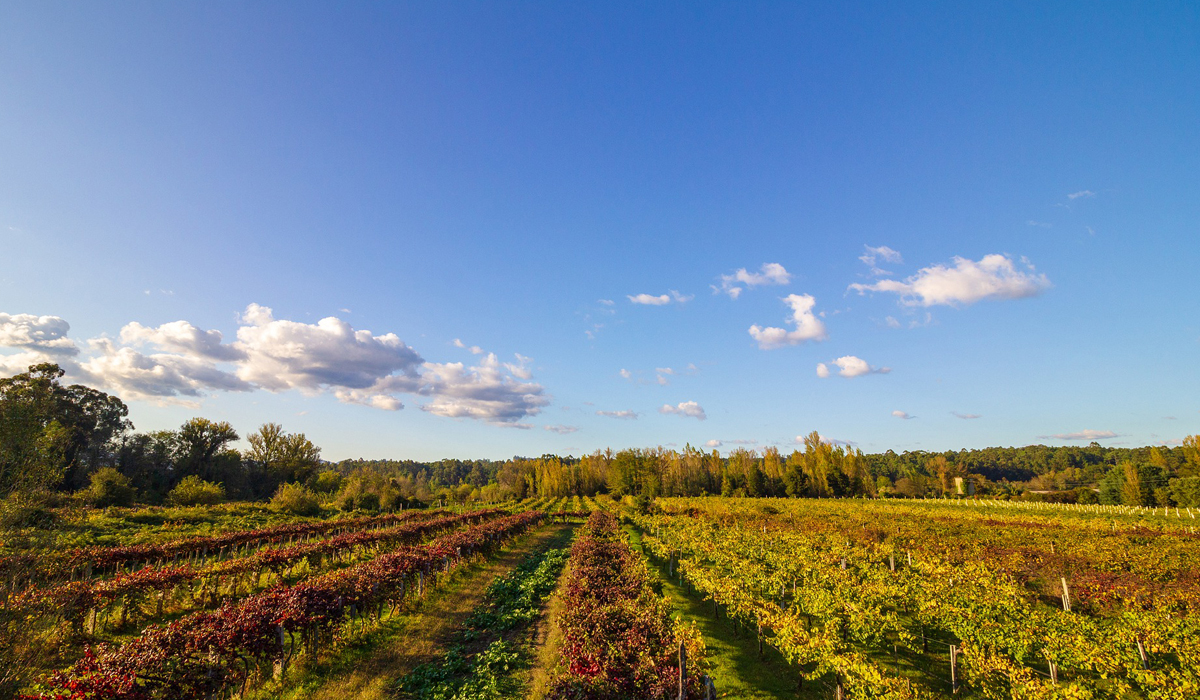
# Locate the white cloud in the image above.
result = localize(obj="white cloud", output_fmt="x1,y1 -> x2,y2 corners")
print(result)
628,293 -> 670,306
415,353 -> 549,424
892,410 -> 915,420
627,290 -> 693,306
544,424 -> 579,435
121,320 -> 245,362
619,368 -> 632,380
452,338 -> 484,355
848,254 -> 1050,307
596,409 -> 638,420
1067,190 -> 1095,200
0,313 -> 79,355
659,401 -> 707,420
1040,429 -> 1118,441
817,355 -> 890,378
81,338 -> 252,404
884,316 -> 901,329
748,294 -> 828,349
1,305 -> 548,426
0,349 -> 75,376
952,412 -> 981,420
705,439 -> 723,448
1027,220 -> 1053,228
598,299 -> 615,306
715,263 -> 791,298
235,304 -> 424,395
859,246 -> 903,276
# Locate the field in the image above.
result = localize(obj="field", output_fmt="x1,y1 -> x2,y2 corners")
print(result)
3,496 -> 1197,699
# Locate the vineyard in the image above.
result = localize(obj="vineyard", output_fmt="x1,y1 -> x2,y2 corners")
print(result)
5,494 -> 1198,699
633,497 -> 1200,699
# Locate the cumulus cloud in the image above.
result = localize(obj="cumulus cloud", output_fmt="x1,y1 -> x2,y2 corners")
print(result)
0,313 -> 79,355
628,290 -> 692,306
1039,429 -> 1118,441
748,294 -> 828,349
714,263 -> 791,298
235,304 -> 424,395
619,369 -> 632,380
952,412 -> 981,420
817,355 -> 891,378
705,439 -> 723,448
121,320 -> 245,362
596,409 -> 638,420
848,254 -> 1050,307
544,425 -> 579,435
1,305 -> 548,425
859,245 -> 902,276
892,410 -> 915,420
81,338 -> 252,404
659,401 -> 706,420
414,353 -> 549,424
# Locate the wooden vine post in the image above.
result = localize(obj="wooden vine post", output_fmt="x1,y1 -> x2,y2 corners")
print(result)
678,639 -> 687,700
950,644 -> 959,693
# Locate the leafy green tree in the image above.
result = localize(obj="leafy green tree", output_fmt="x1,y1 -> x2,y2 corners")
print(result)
1119,461 -> 1145,506
1170,477 -> 1200,507
0,363 -> 130,494
174,418 -> 239,481
246,422 -> 322,486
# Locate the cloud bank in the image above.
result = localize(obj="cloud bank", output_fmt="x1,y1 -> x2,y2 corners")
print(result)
0,305 -> 547,426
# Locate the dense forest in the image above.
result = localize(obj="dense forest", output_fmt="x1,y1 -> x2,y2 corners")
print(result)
3,362 -> 1199,511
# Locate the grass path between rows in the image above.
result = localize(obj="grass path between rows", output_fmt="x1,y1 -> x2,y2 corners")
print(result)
624,524 -> 808,700
273,522 -> 576,700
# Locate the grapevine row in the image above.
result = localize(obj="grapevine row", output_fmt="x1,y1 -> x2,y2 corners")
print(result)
30,510 -> 545,700
1,508 -> 442,586
545,511 -> 707,700
9,509 -> 503,633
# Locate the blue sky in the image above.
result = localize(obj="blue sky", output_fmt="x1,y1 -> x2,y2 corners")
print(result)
2,2 -> 1197,460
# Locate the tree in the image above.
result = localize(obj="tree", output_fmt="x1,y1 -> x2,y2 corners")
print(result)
0,363 -> 130,494
246,423 -> 322,486
1181,436 -> 1200,478
1119,461 -> 1144,506
174,418 -> 239,481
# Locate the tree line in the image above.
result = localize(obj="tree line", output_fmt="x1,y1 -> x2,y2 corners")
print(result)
3,361 -> 1198,509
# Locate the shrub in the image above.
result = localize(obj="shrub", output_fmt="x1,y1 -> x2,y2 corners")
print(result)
168,476 -> 226,507
84,467 -> 135,508
271,482 -> 321,516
